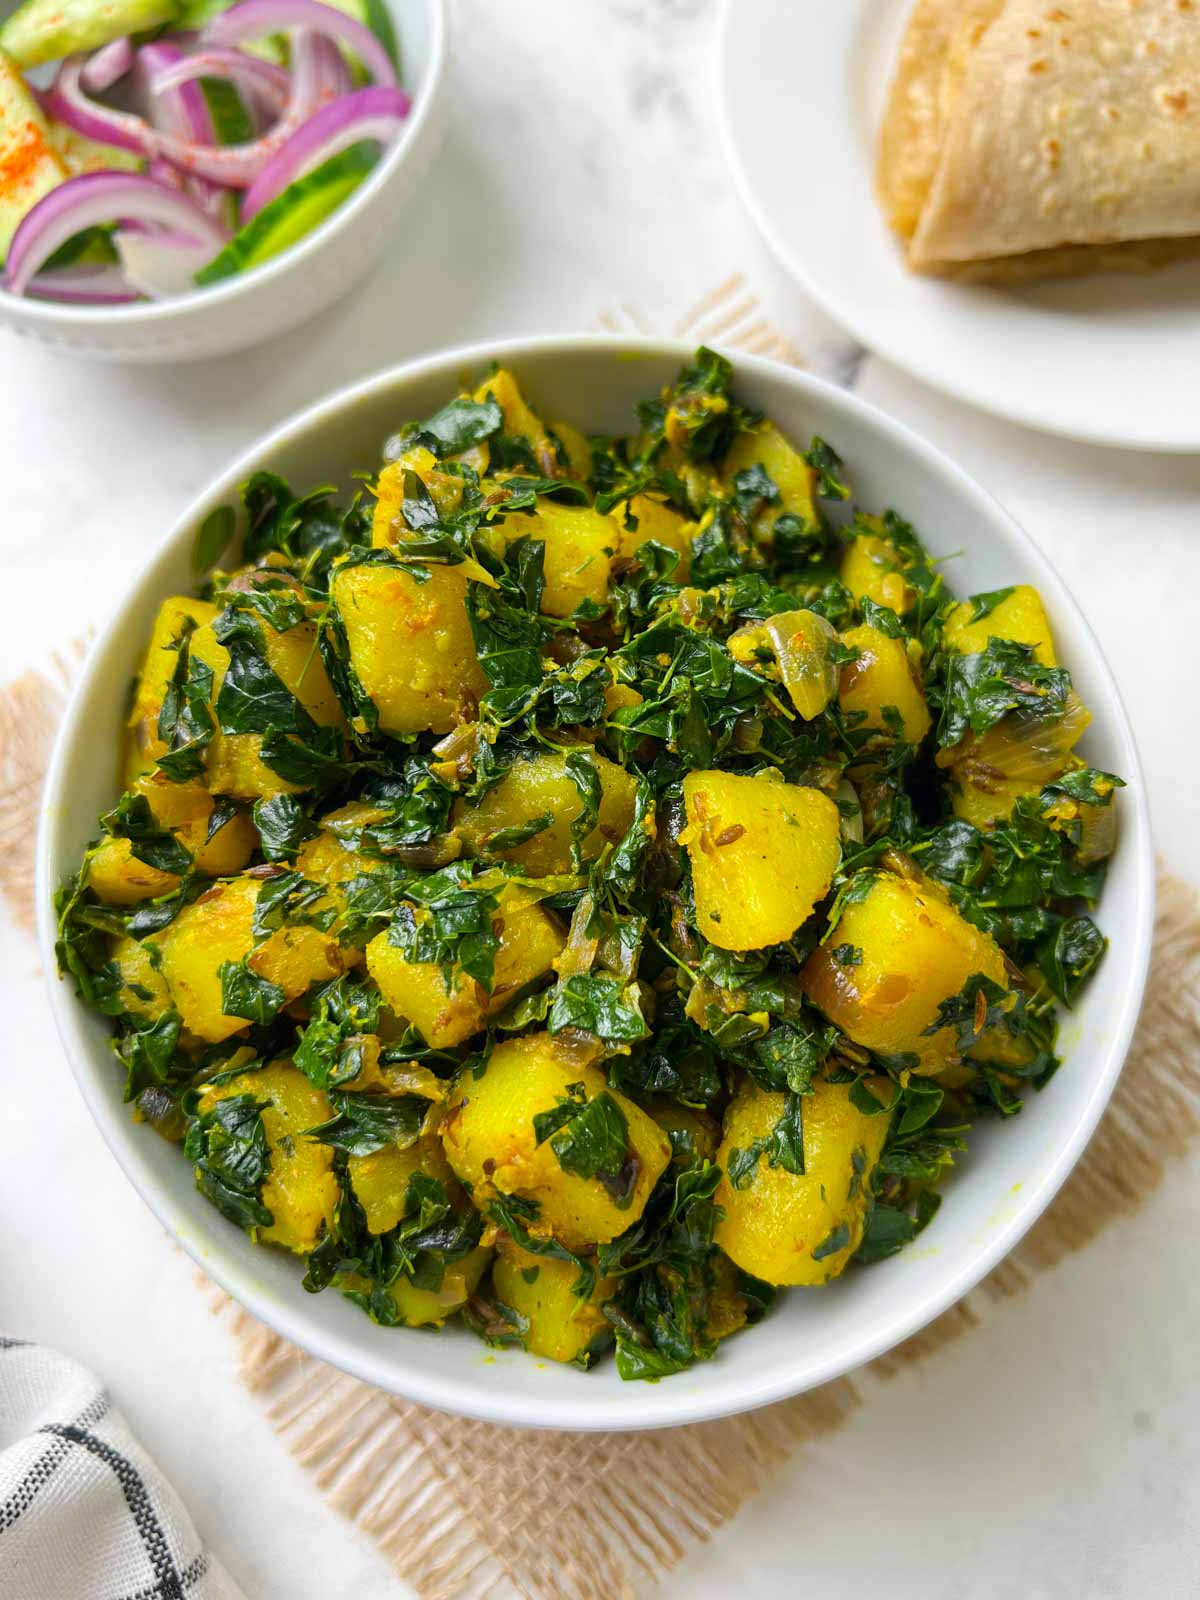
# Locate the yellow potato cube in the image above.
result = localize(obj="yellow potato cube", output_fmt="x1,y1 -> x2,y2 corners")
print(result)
714,1077 -> 890,1286
331,560 -> 488,736
801,870 -> 1011,1072
722,420 -> 819,532
125,596 -> 218,781
473,368 -> 556,472
491,1240 -> 616,1366
371,446 -> 467,548
365,892 -> 565,1048
679,770 -> 841,952
109,935 -> 172,1020
615,494 -> 693,577
198,1060 -> 338,1254
158,876 -> 343,1044
348,1133 -> 457,1234
841,527 -> 913,614
453,750 -> 640,876
189,614 -> 346,800
499,501 -> 622,617
839,624 -> 932,745
440,1032 -> 671,1252
943,584 -> 1057,667
87,776 -> 256,906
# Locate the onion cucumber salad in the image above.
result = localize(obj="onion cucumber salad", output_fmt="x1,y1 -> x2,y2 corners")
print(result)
53,352 -> 1123,1377
0,0 -> 407,302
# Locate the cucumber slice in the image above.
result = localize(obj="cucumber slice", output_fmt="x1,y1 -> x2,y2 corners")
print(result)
46,121 -> 144,177
198,76 -> 254,145
195,142 -> 377,286
0,0 -> 180,70
0,49 -> 66,259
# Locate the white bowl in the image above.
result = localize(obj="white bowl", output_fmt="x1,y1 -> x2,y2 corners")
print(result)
36,336 -> 1154,1430
0,0 -> 447,363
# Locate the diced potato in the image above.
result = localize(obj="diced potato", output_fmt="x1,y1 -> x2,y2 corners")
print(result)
473,368 -> 556,472
159,876 -> 344,1044
453,750 -> 640,876
331,561 -> 488,736
615,494 -> 693,577
491,1240 -> 616,1366
365,891 -> 565,1048
801,869 -> 1011,1072
941,691 -> 1091,828
841,528 -> 913,614
646,1100 -> 720,1162
109,934 -> 171,1020
125,596 -> 218,782
294,804 -> 389,955
679,770 -> 841,952
348,1132 -> 457,1234
722,420 -> 819,533
498,501 -> 622,617
371,447 -> 466,547
189,614 -> 347,800
730,609 -> 839,720
440,1031 -> 671,1252
838,624 -> 931,745
88,775 -> 256,906
714,1077 -> 891,1286
198,1060 -> 338,1254
346,1245 -> 492,1329
0,53 -> 66,257
546,418 -> 592,480
943,585 -> 1057,667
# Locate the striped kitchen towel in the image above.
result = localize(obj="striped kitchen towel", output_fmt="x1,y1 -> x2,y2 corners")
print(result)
0,1338 -> 244,1600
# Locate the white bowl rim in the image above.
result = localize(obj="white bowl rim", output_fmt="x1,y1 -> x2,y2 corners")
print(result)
35,333 -> 1155,1431
3,0 -> 447,331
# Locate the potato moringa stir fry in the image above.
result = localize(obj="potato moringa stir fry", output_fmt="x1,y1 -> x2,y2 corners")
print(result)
55,351 -> 1122,1379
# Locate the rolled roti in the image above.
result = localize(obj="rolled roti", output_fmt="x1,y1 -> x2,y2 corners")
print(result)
878,0 -> 1200,280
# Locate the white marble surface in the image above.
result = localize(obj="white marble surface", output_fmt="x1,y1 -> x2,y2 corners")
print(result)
2,1 -> 1199,1594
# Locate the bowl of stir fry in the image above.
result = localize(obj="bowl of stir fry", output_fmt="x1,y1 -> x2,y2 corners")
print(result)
38,338 -> 1153,1428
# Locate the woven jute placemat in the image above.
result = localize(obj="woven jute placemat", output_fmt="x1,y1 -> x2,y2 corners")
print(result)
5,284 -> 1198,1600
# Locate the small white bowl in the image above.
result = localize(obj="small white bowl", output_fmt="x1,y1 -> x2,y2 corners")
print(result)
0,0 -> 447,363
36,336 -> 1154,1430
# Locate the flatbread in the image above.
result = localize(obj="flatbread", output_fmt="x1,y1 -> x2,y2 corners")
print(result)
878,0 -> 1200,281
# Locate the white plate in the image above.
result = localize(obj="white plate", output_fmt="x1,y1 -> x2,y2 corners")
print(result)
37,336 -> 1153,1431
715,0 -> 1200,451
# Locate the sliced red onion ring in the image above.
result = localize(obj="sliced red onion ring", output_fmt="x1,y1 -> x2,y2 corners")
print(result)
80,37 -> 134,93
139,40 -> 227,216
45,56 -> 148,153
310,32 -> 351,103
241,82 -> 408,219
116,228 -> 218,298
149,47 -> 291,117
204,0 -> 397,89
6,173 -> 228,298
16,263 -> 140,304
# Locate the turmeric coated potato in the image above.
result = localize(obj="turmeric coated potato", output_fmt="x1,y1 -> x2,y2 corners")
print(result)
348,1132 -> 458,1235
342,1245 -> 492,1330
198,1060 -> 338,1254
714,1077 -> 891,1286
440,1031 -> 671,1252
88,775 -> 256,906
838,624 -> 931,746
722,421 -> 819,537
365,891 -> 565,1047
124,595 -> 218,782
109,934 -> 171,1020
615,493 -> 693,577
372,446 -> 466,546
158,875 -> 344,1044
801,869 -> 1011,1072
498,501 -> 623,618
473,368 -> 558,474
491,1240 -> 616,1366
840,524 -> 914,615
453,750 -> 640,876
189,613 -> 346,800
680,769 -> 841,951
943,584 -> 1057,668
331,560 -> 489,736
